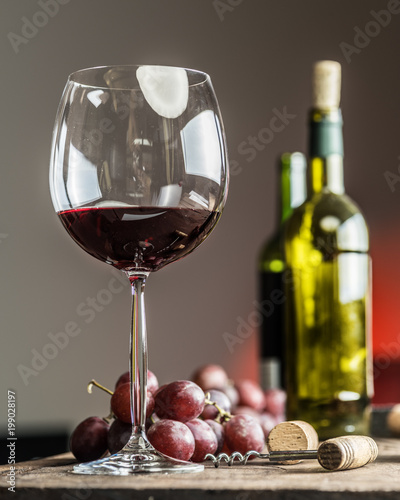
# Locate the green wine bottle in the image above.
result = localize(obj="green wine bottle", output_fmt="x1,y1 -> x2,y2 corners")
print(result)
259,152 -> 306,390
284,61 -> 373,439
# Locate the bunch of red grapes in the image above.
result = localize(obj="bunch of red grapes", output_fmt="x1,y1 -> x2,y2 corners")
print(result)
70,364 -> 286,463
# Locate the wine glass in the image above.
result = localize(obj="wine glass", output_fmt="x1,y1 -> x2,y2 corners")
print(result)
49,65 -> 228,474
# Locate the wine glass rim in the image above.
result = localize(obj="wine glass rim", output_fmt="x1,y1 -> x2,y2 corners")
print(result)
67,64 -> 211,90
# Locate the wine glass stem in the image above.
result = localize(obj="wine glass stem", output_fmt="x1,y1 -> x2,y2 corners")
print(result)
127,273 -> 149,438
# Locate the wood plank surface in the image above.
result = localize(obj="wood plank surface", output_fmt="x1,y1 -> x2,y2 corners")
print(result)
1,439 -> 400,500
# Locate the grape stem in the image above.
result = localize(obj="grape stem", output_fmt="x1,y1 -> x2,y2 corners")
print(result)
102,411 -> 114,424
204,392 -> 231,422
87,379 -> 114,396
87,380 -> 115,423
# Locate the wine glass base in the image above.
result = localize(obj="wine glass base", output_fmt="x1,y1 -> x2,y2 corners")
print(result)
72,449 -> 204,475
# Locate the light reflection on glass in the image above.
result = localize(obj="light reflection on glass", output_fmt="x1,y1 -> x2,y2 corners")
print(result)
181,110 -> 223,186
67,144 -> 102,207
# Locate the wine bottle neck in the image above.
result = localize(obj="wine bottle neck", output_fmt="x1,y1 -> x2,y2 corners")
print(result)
279,152 -> 307,225
308,108 -> 345,195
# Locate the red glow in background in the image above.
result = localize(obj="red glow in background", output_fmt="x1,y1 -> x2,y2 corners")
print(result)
372,227 -> 400,404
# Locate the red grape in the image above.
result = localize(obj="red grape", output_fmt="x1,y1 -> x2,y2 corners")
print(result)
147,370 -> 159,395
111,383 -> 131,423
153,385 -> 169,419
259,413 -> 276,439
107,418 -> 131,454
115,371 -> 129,389
70,417 -> 109,462
146,391 -> 155,417
111,383 -> 154,423
204,419 -> 225,454
224,415 -> 265,455
264,388 -> 286,418
221,384 -> 239,409
232,406 -> 261,420
154,380 -> 205,422
185,418 -> 218,462
201,389 -> 231,421
235,380 -> 265,412
147,419 -> 195,461
155,384 -> 167,397
192,364 -> 229,391
115,370 -> 159,395
220,441 -> 232,455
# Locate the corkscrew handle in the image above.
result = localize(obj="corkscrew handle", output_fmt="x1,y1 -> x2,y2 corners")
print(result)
317,436 -> 378,471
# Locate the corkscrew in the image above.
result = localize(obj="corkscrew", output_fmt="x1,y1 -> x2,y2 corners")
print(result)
205,421 -> 379,472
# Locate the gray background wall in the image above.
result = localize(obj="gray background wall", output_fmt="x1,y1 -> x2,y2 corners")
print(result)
1,0 -> 400,434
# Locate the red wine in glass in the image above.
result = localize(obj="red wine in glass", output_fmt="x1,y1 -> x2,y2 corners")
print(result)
58,206 -> 220,272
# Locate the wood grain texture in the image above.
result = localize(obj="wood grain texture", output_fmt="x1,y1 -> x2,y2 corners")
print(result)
0,439 -> 399,500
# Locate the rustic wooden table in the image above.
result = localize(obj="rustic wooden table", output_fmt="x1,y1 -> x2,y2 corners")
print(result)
1,438 -> 399,499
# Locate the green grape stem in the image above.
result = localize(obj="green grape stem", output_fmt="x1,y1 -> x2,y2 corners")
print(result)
87,379 -> 115,423
87,379 -> 114,396
103,410 -> 114,424
204,392 -> 232,422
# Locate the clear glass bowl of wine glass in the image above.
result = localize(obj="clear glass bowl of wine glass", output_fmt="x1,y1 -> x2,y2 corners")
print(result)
49,65 -> 229,474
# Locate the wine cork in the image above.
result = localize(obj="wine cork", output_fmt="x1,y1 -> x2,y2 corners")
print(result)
312,60 -> 341,110
317,435 -> 378,471
266,420 -> 319,464
387,404 -> 400,436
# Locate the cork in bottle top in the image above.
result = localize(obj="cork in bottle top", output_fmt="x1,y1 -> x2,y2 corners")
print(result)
312,60 -> 341,110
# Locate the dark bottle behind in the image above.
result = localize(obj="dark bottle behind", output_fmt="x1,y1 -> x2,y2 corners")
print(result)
284,61 -> 373,439
259,152 -> 306,390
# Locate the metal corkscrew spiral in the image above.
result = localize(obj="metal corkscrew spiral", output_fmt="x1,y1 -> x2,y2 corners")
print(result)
205,449 -> 317,467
